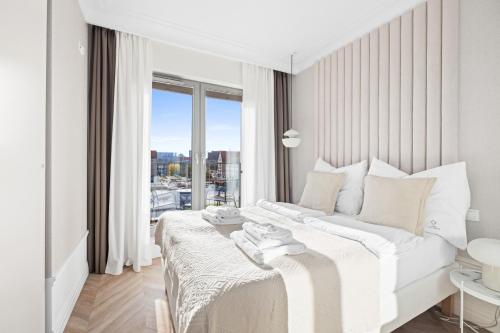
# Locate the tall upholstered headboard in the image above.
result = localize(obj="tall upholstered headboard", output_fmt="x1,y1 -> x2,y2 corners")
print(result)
313,0 -> 459,174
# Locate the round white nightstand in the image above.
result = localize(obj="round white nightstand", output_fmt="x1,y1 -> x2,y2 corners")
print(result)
450,269 -> 500,333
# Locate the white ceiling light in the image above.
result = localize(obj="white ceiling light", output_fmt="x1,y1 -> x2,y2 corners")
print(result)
282,54 -> 301,148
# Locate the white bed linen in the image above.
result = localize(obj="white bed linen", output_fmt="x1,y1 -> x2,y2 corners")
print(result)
256,199 -> 326,221
313,214 -> 457,290
395,232 -> 456,290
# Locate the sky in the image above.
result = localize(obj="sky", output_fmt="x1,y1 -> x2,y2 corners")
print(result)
151,89 -> 241,156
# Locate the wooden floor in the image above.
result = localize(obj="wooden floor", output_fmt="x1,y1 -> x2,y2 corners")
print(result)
66,259 -> 481,333
65,259 -> 174,333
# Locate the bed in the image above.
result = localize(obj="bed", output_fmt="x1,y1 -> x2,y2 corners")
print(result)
155,202 -> 458,333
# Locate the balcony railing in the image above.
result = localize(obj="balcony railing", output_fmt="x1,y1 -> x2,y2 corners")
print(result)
150,162 -> 241,221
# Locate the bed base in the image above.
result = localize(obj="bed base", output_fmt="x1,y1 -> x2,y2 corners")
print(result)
381,263 -> 458,332
161,257 -> 179,333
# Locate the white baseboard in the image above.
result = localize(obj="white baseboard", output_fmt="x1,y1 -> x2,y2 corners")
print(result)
46,231 -> 89,333
455,255 -> 500,333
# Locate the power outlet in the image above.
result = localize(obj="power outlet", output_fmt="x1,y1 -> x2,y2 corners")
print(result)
466,209 -> 480,222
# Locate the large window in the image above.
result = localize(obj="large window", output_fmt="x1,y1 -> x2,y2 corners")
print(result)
150,76 -> 242,221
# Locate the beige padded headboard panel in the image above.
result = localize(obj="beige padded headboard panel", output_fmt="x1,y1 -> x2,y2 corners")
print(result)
313,0 -> 459,173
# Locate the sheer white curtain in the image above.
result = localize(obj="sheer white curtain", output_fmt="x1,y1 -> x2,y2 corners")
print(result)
241,64 -> 276,206
106,32 -> 153,275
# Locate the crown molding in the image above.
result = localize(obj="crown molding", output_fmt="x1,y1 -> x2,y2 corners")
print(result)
80,0 -> 425,74
79,0 -> 291,72
293,0 -> 425,73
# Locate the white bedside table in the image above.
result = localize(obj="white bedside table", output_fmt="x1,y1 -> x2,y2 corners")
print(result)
450,269 -> 500,333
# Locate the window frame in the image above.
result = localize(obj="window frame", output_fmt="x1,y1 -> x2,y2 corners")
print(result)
152,73 -> 242,210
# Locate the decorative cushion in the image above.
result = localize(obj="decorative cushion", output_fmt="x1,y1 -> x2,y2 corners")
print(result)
359,175 -> 436,236
299,171 -> 346,215
313,158 -> 367,215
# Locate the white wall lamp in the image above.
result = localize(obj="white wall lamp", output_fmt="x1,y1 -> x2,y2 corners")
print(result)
282,53 -> 301,148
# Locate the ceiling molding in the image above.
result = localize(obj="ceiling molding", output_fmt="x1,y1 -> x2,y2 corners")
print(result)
79,0 -> 292,72
80,0 -> 426,75
293,0 -> 425,73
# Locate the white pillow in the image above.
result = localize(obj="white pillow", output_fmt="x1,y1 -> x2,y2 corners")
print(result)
368,158 -> 471,249
314,158 -> 367,215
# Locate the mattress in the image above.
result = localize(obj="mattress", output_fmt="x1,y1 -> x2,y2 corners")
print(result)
315,214 -> 457,291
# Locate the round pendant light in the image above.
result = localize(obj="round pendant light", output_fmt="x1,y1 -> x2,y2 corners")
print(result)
282,129 -> 301,148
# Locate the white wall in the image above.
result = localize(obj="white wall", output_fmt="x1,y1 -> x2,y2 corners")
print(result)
45,1 -> 89,331
0,1 -> 47,332
47,0 -> 88,276
291,66 -> 315,203
458,0 -> 500,242
152,41 -> 242,88
291,0 -> 500,242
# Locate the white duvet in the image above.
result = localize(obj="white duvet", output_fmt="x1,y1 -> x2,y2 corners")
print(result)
303,214 -> 424,257
155,202 -> 424,333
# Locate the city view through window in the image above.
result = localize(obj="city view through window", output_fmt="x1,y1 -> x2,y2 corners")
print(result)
150,84 -> 241,221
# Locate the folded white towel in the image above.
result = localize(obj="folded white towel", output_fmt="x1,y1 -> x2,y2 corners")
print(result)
202,210 -> 245,225
243,230 -> 293,250
206,205 -> 240,218
231,230 -> 306,265
242,222 -> 292,240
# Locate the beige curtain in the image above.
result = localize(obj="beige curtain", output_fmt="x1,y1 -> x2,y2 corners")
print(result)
87,26 -> 116,274
274,71 -> 291,202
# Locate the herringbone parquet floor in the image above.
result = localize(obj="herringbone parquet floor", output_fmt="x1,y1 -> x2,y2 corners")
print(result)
65,259 -> 481,333
65,258 -> 174,333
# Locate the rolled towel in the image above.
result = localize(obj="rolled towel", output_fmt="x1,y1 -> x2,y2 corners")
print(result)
231,230 -> 306,265
206,205 -> 240,218
202,210 -> 245,225
201,211 -> 218,224
243,230 -> 293,250
242,222 -> 292,240
256,199 -> 326,222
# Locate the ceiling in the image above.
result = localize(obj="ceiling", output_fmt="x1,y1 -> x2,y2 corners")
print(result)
79,0 -> 425,73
